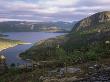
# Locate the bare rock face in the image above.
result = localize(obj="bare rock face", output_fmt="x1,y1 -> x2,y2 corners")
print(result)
73,11 -> 110,31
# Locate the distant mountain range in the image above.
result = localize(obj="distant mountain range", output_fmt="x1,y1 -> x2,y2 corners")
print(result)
3,11 -> 110,82
72,11 -> 110,32
0,21 -> 75,32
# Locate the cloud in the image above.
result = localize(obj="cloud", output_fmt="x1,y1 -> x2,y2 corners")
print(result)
0,0 -> 110,22
96,0 -> 110,4
38,0 -> 78,7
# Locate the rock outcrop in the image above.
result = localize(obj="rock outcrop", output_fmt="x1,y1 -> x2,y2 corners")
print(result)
72,11 -> 110,31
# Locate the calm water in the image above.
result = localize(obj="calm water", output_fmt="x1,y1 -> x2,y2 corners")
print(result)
0,32 -> 65,65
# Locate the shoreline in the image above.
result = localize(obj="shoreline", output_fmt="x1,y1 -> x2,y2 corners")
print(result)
0,42 -> 32,53
0,42 -> 32,67
19,34 -> 67,65
0,44 -> 18,52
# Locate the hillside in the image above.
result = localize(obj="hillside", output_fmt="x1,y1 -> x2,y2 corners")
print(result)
0,21 -> 74,32
18,11 -> 110,82
2,11 -> 110,82
72,11 -> 110,32
20,11 -> 110,62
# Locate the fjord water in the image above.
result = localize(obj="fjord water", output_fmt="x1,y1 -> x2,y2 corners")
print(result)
0,32 -> 65,65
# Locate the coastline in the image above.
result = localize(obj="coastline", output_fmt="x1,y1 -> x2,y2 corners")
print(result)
0,44 -> 18,52
0,43 -> 32,52
0,41 -> 32,53
19,34 -> 67,61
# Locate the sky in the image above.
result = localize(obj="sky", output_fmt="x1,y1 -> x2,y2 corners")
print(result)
0,0 -> 110,22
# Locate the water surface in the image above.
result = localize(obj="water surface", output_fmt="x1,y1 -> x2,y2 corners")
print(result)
0,32 -> 65,65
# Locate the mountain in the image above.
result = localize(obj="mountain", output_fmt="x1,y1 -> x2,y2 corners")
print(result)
72,11 -> 110,32
20,11 -> 110,64
0,21 -> 74,32
2,11 -> 110,82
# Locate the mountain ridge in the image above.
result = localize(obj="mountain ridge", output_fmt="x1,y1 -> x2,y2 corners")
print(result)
72,11 -> 110,32
0,21 -> 75,32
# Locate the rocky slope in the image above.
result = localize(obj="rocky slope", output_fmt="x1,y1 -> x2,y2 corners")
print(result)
72,11 -> 110,32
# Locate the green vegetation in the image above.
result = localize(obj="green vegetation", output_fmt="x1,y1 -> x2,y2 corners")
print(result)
0,68 -> 43,82
20,30 -> 110,64
2,11 -> 110,82
2,30 -> 110,82
1,28 -> 110,82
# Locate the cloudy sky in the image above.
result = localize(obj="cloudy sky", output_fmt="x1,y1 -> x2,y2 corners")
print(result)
0,0 -> 110,22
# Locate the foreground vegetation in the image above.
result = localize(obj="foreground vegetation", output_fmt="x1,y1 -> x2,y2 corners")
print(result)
1,11 -> 110,82
1,30 -> 110,82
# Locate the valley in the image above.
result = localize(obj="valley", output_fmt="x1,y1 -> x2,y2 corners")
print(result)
0,0 -> 110,82
1,11 -> 110,82
3,11 -> 110,82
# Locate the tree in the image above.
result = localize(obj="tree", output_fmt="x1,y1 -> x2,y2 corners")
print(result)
10,63 -> 16,68
56,47 -> 68,72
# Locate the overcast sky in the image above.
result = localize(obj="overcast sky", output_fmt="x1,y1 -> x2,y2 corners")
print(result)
0,0 -> 110,22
